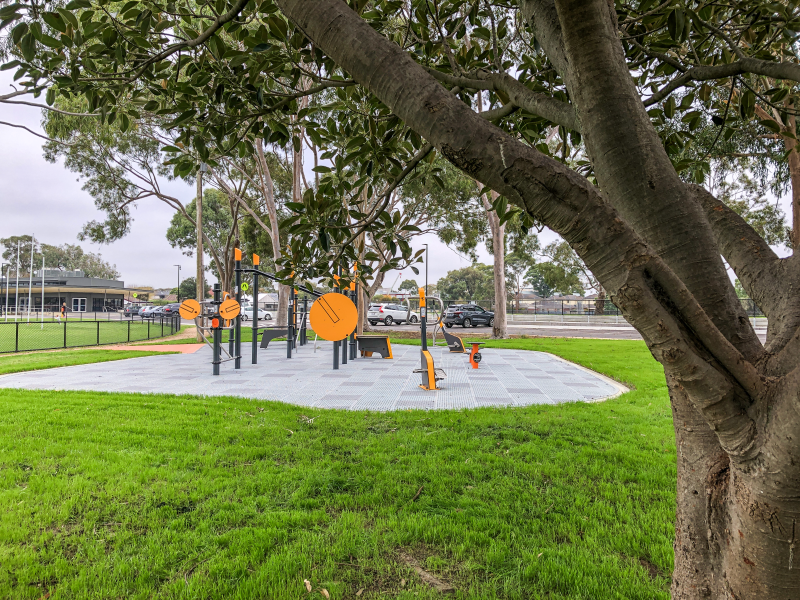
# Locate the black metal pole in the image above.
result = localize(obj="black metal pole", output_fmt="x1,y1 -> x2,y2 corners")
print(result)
333,267 -> 340,370
293,290 -> 298,350
213,283 -> 221,376
349,289 -> 356,360
234,254 -> 242,369
287,287 -> 294,359
301,296 -> 308,345
252,260 -> 259,364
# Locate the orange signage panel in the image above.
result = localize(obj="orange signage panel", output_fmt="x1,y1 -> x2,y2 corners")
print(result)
309,293 -> 358,341
178,299 -> 202,320
219,298 -> 241,320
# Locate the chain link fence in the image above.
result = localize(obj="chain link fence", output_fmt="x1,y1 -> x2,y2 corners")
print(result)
0,315 -> 181,353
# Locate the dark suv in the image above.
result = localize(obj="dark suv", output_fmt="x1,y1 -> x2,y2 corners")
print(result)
443,304 -> 494,328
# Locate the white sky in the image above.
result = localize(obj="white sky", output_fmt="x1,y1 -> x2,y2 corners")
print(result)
0,70 -> 789,290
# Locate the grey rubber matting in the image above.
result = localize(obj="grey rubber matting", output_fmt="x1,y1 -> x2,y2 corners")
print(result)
0,342 -> 624,411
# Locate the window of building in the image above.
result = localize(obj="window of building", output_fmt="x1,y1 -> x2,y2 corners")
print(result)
72,298 -> 86,312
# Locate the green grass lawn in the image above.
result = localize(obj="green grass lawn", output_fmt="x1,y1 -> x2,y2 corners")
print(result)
0,349 -> 176,376
0,338 -> 674,599
0,320 -> 180,353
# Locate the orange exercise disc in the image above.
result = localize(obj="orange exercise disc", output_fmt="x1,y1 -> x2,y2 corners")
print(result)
178,299 -> 202,320
309,293 -> 358,342
219,298 -> 241,320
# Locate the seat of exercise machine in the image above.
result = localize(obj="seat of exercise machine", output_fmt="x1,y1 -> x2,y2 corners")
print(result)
442,328 -> 466,353
357,335 -> 393,359
259,327 -> 293,349
466,341 -> 486,369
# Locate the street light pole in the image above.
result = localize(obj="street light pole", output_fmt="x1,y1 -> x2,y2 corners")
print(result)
423,243 -> 429,298
174,264 -> 181,301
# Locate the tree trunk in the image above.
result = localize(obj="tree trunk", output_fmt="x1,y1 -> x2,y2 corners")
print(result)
195,170 -> 204,341
670,379 -> 800,598
594,287 -> 606,316
479,188 -> 508,338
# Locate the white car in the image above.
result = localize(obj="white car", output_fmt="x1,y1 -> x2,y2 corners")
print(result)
367,303 -> 419,326
241,305 -> 272,321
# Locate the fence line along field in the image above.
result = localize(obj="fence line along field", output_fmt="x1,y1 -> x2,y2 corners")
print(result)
0,318 -> 180,353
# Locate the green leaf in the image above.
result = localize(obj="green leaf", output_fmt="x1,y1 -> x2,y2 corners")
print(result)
759,119 -> 781,134
11,22 -> 27,45
667,9 -> 685,41
46,88 -> 56,105
143,100 -> 159,111
252,43 -> 272,52
19,33 -> 36,62
65,0 -> 92,8
319,228 -> 330,252
664,95 -> 676,118
771,88 -> 790,103
57,7 -> 80,29
739,90 -> 756,120
42,12 -> 68,34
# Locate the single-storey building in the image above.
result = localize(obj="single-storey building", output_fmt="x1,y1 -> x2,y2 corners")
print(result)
0,270 -> 150,314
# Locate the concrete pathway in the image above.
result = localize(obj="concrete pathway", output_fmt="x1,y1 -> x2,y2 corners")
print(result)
106,343 -> 205,354
0,342 -> 626,411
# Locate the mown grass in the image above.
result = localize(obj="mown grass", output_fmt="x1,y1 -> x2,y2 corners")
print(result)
0,349 -> 176,376
0,319 -> 180,353
0,338 -> 674,599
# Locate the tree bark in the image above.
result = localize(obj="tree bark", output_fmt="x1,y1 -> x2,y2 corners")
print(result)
195,169 -> 204,341
479,187 -> 508,338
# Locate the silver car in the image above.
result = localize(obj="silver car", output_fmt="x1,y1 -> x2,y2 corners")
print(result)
367,303 -> 419,326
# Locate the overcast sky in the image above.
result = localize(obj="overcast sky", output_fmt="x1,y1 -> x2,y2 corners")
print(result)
1,71 -> 789,291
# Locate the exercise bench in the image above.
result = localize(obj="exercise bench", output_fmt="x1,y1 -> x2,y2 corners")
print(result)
259,327 -> 298,349
357,335 -> 393,359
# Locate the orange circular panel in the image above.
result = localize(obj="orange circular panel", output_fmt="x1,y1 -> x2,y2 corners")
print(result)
219,298 -> 241,320
178,299 -> 202,320
309,293 -> 358,341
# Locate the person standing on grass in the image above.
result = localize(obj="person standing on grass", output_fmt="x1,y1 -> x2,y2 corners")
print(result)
58,302 -> 66,322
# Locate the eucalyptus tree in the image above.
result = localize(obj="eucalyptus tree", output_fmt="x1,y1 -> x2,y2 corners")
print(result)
7,0 -> 800,595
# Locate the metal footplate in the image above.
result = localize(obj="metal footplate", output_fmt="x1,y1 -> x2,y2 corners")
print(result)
416,349 -> 445,390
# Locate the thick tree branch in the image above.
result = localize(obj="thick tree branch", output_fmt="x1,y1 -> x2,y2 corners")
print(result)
426,68 -> 579,130
645,59 -> 800,107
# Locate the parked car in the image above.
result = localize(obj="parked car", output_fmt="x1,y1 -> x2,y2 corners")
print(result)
367,303 -> 419,326
241,305 -> 272,321
140,305 -> 160,319
443,304 -> 494,328
136,305 -> 154,317
124,305 -> 143,318
162,303 -> 183,318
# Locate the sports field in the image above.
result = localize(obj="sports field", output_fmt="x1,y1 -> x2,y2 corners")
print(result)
0,319 -> 179,353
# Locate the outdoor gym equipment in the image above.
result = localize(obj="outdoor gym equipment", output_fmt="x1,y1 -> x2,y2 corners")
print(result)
441,327 -> 466,353
179,282 -> 241,375
468,342 -> 485,369
413,287 -> 446,390
358,335 -> 393,358
238,256 -> 360,371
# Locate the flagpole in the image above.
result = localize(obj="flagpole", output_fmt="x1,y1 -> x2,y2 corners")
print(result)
14,241 -> 20,320
41,254 -> 45,328
27,235 -> 34,322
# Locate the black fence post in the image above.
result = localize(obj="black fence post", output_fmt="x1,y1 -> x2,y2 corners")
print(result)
63,321 -> 66,348
148,320 -> 150,340
15,322 -> 19,352
97,321 -> 100,346
128,320 -> 131,342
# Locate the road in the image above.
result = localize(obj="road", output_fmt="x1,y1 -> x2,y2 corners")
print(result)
198,318 -> 769,343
